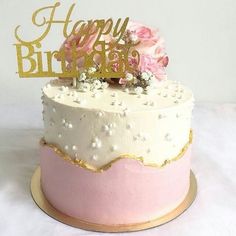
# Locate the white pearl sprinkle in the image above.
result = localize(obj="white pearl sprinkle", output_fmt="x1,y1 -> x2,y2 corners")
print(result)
64,145 -> 69,150
119,101 -> 124,106
124,88 -> 129,93
68,123 -> 73,129
123,111 -> 128,117
111,92 -> 117,97
58,134 -> 62,138
96,112 -> 103,117
111,145 -> 117,152
49,119 -> 55,126
107,130 -> 113,136
62,119 -> 66,124
111,101 -> 117,106
72,145 -> 77,151
142,136 -> 147,141
103,125 -> 109,131
126,124 -> 132,129
92,142 -> 97,148
165,133 -> 172,142
46,84 -> 52,89
92,155 -> 98,161
61,86 -> 69,93
92,93 -> 100,98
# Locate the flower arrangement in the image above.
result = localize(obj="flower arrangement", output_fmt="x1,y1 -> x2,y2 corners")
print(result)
59,21 -> 168,94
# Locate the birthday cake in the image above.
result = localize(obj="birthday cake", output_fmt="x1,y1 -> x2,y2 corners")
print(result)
40,21 -> 194,226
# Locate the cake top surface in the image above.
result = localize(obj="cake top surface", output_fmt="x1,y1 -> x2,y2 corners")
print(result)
43,79 -> 193,113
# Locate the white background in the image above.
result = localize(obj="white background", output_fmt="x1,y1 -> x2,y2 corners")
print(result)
0,0 -> 236,104
0,1 -> 236,236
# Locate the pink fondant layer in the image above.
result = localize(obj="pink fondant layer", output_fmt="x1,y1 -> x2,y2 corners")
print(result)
40,147 -> 191,225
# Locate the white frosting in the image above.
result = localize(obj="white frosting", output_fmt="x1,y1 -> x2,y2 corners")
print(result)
42,79 -> 194,168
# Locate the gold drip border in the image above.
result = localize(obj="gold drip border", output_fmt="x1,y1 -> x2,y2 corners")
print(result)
31,167 -> 197,232
40,130 -> 193,173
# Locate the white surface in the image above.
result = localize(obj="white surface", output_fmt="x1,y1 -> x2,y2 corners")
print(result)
42,79 -> 193,167
0,0 -> 236,104
0,102 -> 235,236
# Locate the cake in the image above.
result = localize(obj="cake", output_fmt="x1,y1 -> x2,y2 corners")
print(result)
40,21 -> 194,227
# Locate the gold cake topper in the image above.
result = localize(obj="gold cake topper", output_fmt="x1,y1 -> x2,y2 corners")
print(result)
14,2 -> 140,79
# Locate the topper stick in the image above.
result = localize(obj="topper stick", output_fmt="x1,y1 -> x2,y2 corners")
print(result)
73,78 -> 77,88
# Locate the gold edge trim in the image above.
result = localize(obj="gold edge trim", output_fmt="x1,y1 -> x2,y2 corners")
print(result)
40,130 -> 193,173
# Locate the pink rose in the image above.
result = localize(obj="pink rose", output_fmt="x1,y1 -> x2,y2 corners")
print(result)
57,25 -> 112,69
139,54 -> 167,80
127,22 -> 167,61
127,22 -> 168,80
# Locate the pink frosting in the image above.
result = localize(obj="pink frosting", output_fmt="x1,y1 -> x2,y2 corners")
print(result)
40,147 -> 191,225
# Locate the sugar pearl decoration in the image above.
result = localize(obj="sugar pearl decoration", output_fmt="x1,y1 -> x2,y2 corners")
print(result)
96,111 -> 103,117
61,86 -> 69,93
91,155 -> 98,161
103,125 -> 109,131
46,84 -> 52,89
74,98 -> 86,105
124,88 -> 130,93
91,137 -> 102,149
64,145 -> 69,150
55,94 -> 64,100
111,92 -> 118,97
119,101 -> 124,106
58,133 -> 62,138
126,123 -> 132,129
165,133 -> 172,142
144,101 -> 155,107
111,145 -> 118,152
102,124 -> 115,136
134,133 -> 147,142
134,86 -> 143,95
111,101 -> 118,106
92,93 -> 100,98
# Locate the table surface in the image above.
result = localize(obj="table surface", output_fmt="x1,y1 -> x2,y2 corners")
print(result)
0,103 -> 236,236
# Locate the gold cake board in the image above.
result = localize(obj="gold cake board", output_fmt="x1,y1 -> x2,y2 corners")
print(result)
31,167 -> 197,233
